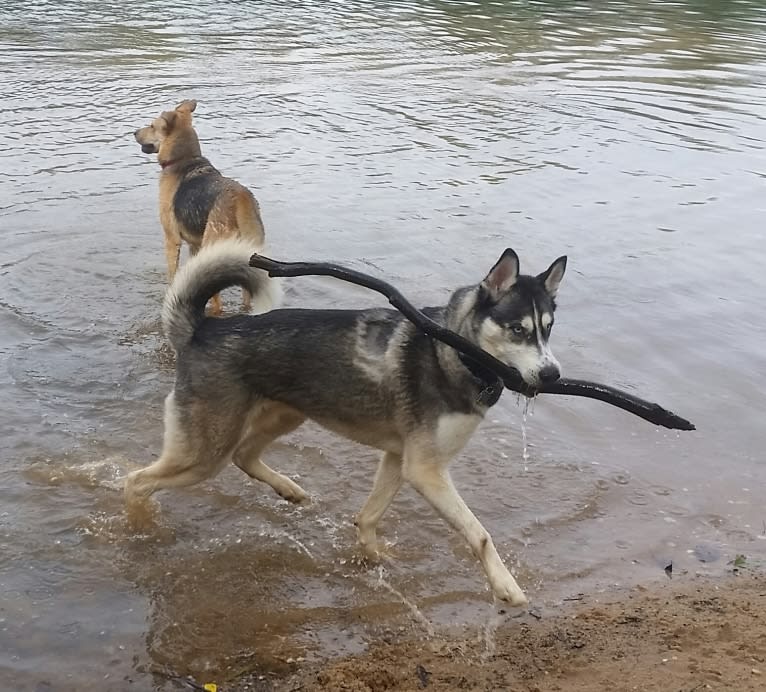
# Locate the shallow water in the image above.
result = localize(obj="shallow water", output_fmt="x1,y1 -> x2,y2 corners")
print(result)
1,0 -> 765,688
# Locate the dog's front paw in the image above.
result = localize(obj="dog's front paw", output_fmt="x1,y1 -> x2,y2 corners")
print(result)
492,575 -> 528,607
357,540 -> 381,562
357,539 -> 398,565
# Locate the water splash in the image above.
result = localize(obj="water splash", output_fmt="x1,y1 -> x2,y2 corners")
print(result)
257,526 -> 314,559
521,398 -> 532,471
371,565 -> 434,637
77,510 -> 130,541
313,514 -> 344,550
25,454 -> 135,491
480,596 -> 527,658
78,508 -> 177,545
479,603 -> 504,658
281,510 -> 432,637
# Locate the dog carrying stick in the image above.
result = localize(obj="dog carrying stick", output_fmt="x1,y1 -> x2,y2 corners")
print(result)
249,254 -> 695,431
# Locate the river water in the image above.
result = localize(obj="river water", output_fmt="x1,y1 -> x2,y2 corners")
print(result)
1,0 -> 765,689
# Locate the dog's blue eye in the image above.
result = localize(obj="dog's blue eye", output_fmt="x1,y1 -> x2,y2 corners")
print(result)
510,324 -> 524,335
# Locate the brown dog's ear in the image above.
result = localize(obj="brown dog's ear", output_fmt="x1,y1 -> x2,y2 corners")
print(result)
175,99 -> 197,113
160,110 -> 178,129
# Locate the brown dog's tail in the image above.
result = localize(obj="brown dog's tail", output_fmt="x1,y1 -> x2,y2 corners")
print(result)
161,239 -> 281,352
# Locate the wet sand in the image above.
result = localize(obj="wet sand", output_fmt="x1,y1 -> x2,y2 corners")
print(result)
233,573 -> 766,691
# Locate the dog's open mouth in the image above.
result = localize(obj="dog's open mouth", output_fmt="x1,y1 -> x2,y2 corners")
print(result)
140,143 -> 157,154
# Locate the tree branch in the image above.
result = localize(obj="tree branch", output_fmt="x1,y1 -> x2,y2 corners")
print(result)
249,254 -> 695,431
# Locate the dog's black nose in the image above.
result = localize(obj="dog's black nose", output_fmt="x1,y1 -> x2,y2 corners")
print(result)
539,364 -> 560,384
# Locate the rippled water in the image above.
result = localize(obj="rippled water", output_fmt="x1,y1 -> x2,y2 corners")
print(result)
2,0 -> 766,688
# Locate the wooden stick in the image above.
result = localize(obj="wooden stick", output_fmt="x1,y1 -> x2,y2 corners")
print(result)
249,254 -> 695,431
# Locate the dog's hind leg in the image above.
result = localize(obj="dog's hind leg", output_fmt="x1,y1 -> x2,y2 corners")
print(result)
355,452 -> 403,559
232,403 -> 308,503
125,451 -> 216,505
124,391 -> 245,508
233,190 -> 265,313
402,442 -> 528,606
200,226 -> 232,315
188,242 -> 223,315
208,290 -> 223,317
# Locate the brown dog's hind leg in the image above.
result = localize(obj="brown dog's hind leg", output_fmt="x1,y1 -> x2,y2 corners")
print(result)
233,189 -> 264,314
187,242 -> 223,315
208,292 -> 223,316
241,288 -> 252,313
234,188 -> 265,248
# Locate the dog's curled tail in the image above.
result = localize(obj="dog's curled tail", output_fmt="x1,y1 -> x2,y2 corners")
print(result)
162,239 -> 280,351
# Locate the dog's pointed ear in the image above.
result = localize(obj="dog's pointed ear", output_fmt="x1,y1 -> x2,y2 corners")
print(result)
175,99 -> 197,114
538,256 -> 567,298
481,249 -> 520,302
161,110 -> 178,129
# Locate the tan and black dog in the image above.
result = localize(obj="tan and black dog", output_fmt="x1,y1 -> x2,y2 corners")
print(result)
134,99 -> 265,314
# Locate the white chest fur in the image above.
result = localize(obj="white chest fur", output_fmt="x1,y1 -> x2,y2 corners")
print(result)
434,413 -> 482,459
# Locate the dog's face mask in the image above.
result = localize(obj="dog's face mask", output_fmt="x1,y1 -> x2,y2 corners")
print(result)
475,249 -> 567,389
133,99 -> 197,156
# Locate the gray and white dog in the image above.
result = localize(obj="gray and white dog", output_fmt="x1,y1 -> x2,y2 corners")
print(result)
125,239 -> 567,606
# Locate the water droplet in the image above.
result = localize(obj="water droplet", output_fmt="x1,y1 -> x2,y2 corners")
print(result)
521,398 -> 531,470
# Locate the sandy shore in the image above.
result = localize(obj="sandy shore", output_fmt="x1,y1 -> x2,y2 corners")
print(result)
233,573 -> 765,692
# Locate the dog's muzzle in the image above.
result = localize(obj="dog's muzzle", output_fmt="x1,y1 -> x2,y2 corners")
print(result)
538,363 -> 561,384
140,143 -> 158,154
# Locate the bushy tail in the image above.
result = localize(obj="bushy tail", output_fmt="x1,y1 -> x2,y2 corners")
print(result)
162,239 -> 280,351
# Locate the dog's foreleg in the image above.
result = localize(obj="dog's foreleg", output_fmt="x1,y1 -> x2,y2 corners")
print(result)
403,446 -> 527,606
355,452 -> 403,559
